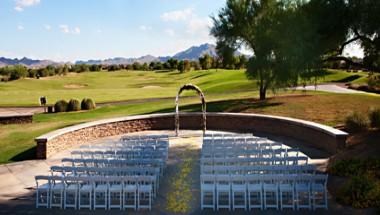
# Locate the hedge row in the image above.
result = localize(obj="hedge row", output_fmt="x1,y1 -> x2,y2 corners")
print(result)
54,98 -> 96,112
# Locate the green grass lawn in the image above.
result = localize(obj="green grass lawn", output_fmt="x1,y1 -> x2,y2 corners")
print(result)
0,68 -> 371,106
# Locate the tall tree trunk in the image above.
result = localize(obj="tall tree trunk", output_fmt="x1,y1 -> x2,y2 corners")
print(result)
259,88 -> 266,100
259,80 -> 267,100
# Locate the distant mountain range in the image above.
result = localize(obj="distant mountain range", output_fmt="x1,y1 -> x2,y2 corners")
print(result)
0,57 -> 62,68
76,43 -> 219,65
0,43 -> 244,68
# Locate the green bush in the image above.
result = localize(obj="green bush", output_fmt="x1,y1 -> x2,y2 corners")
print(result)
81,98 -> 96,110
369,108 -> 380,128
345,111 -> 369,132
328,159 -> 380,178
54,100 -> 68,112
336,175 -> 380,208
67,99 -> 81,112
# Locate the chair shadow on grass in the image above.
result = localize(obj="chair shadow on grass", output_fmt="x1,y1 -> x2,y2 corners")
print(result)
10,146 -> 36,162
153,98 -> 283,113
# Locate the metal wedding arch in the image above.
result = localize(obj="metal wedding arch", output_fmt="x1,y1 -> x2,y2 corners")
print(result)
175,84 -> 206,136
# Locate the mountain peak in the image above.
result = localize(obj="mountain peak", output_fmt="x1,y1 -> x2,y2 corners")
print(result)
0,43 -> 221,67
173,43 -> 217,60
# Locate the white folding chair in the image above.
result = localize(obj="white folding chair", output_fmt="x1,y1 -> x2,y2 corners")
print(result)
64,176 -> 79,209
123,176 -> 137,210
295,174 -> 312,210
247,175 -> 263,210
311,174 -> 328,210
279,174 -> 295,210
49,176 -> 64,208
262,174 -> 279,210
216,174 -> 231,210
78,177 -> 93,209
93,176 -> 108,210
200,174 -> 216,210
231,174 -> 247,210
35,175 -> 51,208
137,176 -> 153,210
108,176 -> 123,210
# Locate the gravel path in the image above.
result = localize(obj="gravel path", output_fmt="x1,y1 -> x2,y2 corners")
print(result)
294,84 -> 365,94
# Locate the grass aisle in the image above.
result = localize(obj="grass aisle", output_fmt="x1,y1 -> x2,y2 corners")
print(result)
165,136 -> 201,214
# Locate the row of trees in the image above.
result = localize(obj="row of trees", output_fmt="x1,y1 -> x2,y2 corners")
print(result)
211,0 -> 380,100
0,54 -> 249,81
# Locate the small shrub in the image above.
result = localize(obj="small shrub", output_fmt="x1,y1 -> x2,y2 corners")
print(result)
369,108 -> 380,128
67,99 -> 81,112
345,111 -> 369,133
336,175 -> 380,208
81,98 -> 96,110
328,158 -> 380,178
54,100 -> 68,112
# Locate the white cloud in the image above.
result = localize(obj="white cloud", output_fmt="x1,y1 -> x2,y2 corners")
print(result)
44,24 -> 51,31
186,17 -> 212,35
14,0 -> 40,12
164,28 -> 175,37
17,24 -> 24,30
160,8 -> 213,42
59,24 -> 69,33
139,25 -> 152,31
161,8 -> 193,22
73,27 -> 80,34
59,24 -> 80,34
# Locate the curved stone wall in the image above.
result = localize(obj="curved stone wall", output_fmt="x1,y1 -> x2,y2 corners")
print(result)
35,112 -> 348,159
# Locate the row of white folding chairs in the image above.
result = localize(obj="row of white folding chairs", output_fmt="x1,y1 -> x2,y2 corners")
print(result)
112,139 -> 168,147
71,150 -> 167,160
51,166 -> 160,179
35,175 -> 155,210
201,164 -> 316,175
120,134 -> 169,141
62,158 -> 165,175
201,156 -> 309,166
201,148 -> 300,159
202,138 -> 280,146
80,144 -> 168,151
84,138 -> 169,147
200,173 -> 328,211
202,142 -> 283,151
202,139 -> 282,148
203,133 -> 253,138
203,137 -> 270,145
50,166 -> 160,196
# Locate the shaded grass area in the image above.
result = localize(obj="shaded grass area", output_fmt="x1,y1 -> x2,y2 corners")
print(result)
1,91 -> 379,164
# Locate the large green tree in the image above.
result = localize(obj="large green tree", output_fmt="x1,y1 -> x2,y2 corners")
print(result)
313,0 -> 380,72
212,0 -> 316,100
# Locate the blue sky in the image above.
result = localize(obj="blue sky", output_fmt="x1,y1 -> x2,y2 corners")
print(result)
0,0 -> 362,62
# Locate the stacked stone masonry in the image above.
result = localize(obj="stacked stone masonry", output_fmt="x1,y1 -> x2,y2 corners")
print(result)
35,113 -> 348,159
